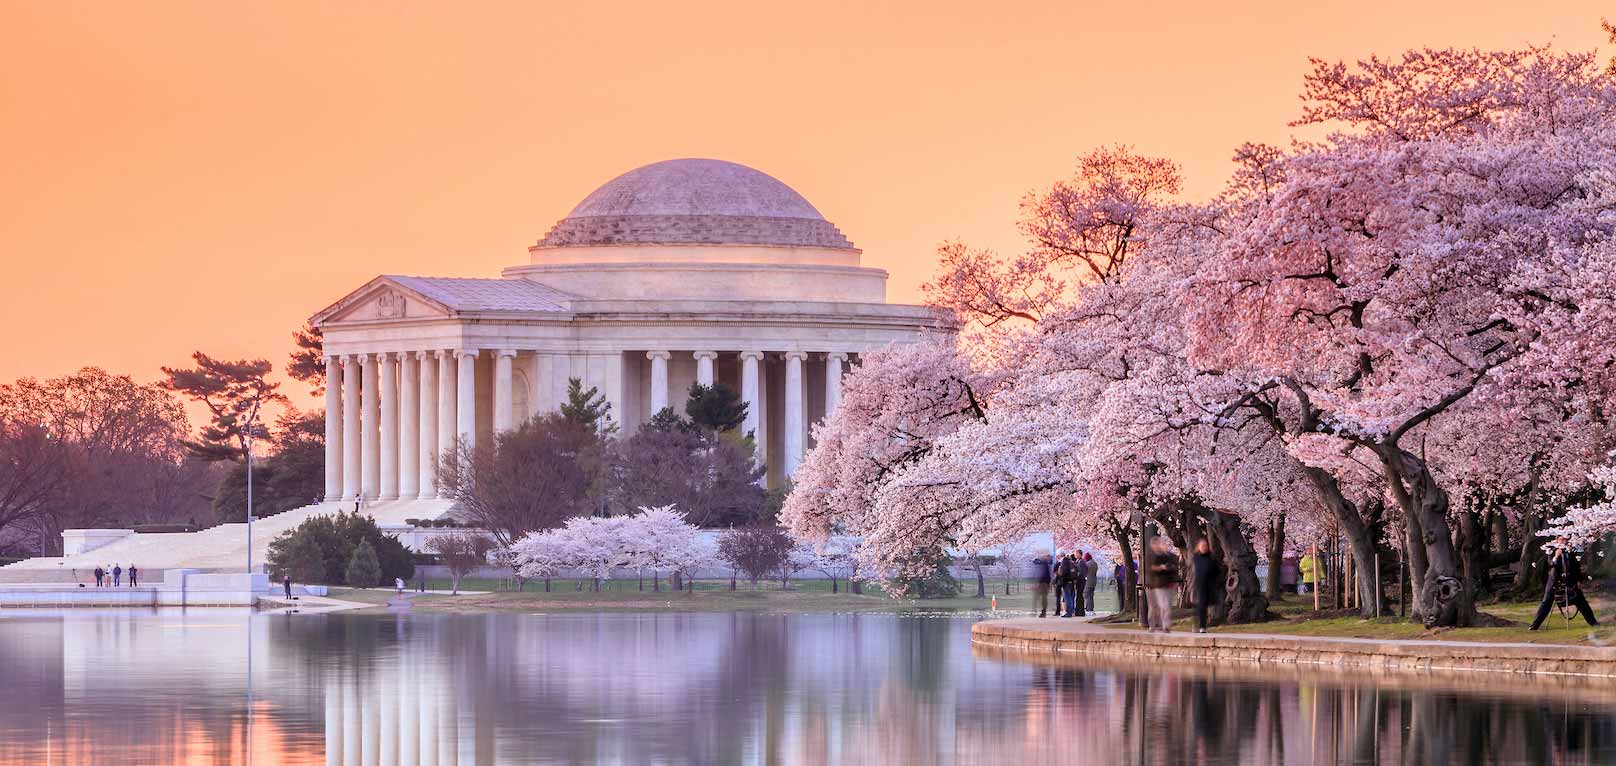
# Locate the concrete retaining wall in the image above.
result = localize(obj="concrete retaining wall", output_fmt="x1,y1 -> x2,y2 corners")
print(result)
970,619 -> 1616,680
0,569 -> 267,608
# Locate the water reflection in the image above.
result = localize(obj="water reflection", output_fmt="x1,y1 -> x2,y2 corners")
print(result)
0,610 -> 1611,765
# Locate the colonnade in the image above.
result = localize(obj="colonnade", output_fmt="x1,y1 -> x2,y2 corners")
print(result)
646,349 -> 846,478
322,347 -> 854,502
324,350 -> 477,503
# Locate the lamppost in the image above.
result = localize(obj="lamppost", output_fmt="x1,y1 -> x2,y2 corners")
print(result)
244,409 -> 258,575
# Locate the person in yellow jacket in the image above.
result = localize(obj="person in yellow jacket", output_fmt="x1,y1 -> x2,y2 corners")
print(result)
1298,552 -> 1322,595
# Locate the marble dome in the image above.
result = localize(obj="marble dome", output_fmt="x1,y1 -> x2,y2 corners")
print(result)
535,158 -> 856,250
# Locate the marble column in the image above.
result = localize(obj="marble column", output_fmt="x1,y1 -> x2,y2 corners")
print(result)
342,356 -> 361,502
362,354 -> 380,500
693,350 -> 717,387
417,351 -> 438,499
740,350 -> 763,447
436,351 -> 457,478
325,355 -> 342,501
380,353 -> 399,500
400,352 -> 420,500
457,350 -> 477,451
647,351 -> 670,414
825,352 -> 847,417
493,350 -> 515,433
784,351 -> 806,478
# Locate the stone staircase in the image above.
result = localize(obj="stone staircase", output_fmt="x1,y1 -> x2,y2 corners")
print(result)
0,498 -> 455,584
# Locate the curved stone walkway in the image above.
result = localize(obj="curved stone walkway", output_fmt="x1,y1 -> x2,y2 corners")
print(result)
972,617 -> 1616,680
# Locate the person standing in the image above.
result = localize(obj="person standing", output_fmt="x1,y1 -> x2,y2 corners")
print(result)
1113,562 -> 1126,612
1083,553 -> 1099,612
1032,553 -> 1054,618
1068,553 -> 1087,617
1145,537 -> 1182,633
128,564 -> 138,587
93,567 -> 104,588
1191,540 -> 1222,633
1298,550 -> 1318,595
1531,537 -> 1601,630
112,564 -> 122,588
283,575 -> 293,599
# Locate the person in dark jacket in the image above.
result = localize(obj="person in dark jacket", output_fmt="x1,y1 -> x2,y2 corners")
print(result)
1191,540 -> 1222,633
93,567 -> 104,587
1531,537 -> 1600,630
1032,553 -> 1054,618
1066,553 -> 1087,617
1113,563 -> 1125,610
127,564 -> 138,587
1060,552 -> 1073,620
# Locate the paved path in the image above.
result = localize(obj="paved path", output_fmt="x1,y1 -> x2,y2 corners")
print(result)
973,616 -> 1616,678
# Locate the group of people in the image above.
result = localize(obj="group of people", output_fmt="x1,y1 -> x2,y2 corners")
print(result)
1031,551 -> 1099,618
91,564 -> 137,588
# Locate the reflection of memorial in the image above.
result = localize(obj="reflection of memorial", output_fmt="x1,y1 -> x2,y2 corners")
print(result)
322,656 -> 483,766
2,610 -> 1613,764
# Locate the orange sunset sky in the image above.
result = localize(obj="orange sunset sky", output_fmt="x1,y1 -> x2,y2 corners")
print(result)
2,1 -> 1611,406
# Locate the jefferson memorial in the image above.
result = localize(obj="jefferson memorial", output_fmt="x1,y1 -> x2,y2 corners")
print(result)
315,157 -> 946,495
3,158 -> 947,578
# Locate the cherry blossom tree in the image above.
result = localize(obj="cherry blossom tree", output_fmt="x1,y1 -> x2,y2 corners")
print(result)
1186,47 -> 1616,626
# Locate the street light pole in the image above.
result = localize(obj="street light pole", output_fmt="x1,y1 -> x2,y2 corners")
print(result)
245,411 -> 257,575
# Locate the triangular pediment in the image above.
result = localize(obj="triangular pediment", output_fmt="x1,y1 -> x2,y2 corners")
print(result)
312,277 -> 453,326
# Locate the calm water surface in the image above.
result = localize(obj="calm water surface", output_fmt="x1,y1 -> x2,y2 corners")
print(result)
0,609 -> 1611,765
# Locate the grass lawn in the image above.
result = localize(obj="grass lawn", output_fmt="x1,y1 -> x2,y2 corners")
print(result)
325,577 -> 1126,614
1106,593 -> 1616,646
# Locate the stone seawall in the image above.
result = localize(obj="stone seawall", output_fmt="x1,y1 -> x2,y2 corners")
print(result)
0,570 -> 267,608
971,618 -> 1616,680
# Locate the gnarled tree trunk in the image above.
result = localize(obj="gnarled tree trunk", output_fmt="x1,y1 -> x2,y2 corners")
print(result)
1382,447 -> 1474,627
1266,514 -> 1286,601
1200,505 -> 1269,623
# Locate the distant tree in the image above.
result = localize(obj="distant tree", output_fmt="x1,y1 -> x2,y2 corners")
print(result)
611,422 -> 767,526
960,547 -> 992,598
211,409 -> 324,524
777,541 -> 815,590
427,531 -> 495,594
265,510 -> 413,585
344,539 -> 382,588
0,421 -> 69,549
685,383 -> 747,433
437,414 -> 599,546
718,524 -> 792,588
161,353 -> 286,462
282,531 -> 327,584
0,368 -> 209,544
287,322 -> 325,397
560,378 -> 616,435
891,545 -> 959,599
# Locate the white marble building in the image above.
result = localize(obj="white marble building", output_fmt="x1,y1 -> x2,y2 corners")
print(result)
0,158 -> 948,579
313,158 -> 948,493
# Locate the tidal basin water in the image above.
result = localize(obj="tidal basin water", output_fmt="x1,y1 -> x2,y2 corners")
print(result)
0,610 -> 1612,765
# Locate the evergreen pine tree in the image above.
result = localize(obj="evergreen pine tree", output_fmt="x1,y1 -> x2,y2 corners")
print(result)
685,383 -> 747,433
560,378 -> 616,435
343,539 -> 383,588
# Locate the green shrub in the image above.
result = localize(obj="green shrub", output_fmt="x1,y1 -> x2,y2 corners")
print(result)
265,510 -> 413,585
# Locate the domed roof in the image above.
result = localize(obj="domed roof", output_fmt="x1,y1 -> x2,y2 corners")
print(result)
536,158 -> 856,250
